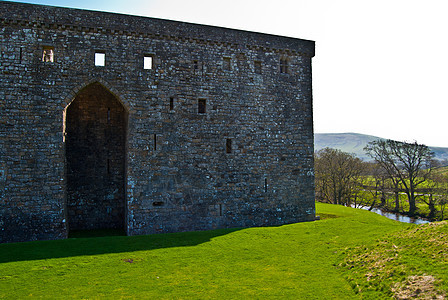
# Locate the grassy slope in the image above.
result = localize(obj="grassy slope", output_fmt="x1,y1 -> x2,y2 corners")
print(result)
341,221 -> 448,299
0,204 -> 436,299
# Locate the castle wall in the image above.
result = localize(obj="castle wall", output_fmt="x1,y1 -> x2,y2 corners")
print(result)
0,1 -> 315,243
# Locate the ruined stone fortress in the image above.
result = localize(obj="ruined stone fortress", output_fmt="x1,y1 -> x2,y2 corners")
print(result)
0,1 -> 315,243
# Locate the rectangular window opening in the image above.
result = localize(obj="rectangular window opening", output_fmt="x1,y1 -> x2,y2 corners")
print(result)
198,99 -> 206,114
254,61 -> 262,74
223,57 -> 231,71
144,55 -> 153,69
95,51 -> 105,66
264,178 -> 268,193
169,97 -> 174,111
42,46 -> 54,62
107,107 -> 111,123
19,47 -> 23,64
226,138 -> 232,154
219,204 -> 223,217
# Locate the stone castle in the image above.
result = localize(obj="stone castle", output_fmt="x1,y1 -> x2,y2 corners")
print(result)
0,1 -> 315,243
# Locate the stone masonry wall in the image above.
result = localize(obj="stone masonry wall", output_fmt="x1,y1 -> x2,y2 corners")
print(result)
0,1 -> 315,243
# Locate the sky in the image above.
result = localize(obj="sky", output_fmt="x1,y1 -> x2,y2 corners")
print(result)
6,0 -> 448,147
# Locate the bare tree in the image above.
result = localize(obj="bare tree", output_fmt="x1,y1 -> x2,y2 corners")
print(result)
315,148 -> 364,206
360,162 -> 388,210
428,172 -> 448,220
364,140 -> 434,216
424,173 -> 442,219
438,196 -> 448,220
350,167 -> 370,208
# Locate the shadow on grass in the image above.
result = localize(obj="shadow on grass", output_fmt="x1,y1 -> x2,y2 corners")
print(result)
0,227 -> 242,264
68,229 -> 126,238
318,213 -> 340,220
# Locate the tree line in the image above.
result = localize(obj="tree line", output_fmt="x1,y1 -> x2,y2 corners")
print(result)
315,139 -> 448,220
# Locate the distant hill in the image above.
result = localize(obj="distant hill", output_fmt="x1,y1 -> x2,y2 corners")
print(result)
315,133 -> 448,162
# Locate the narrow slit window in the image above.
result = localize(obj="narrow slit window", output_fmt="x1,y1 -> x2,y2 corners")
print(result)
169,97 -> 174,111
107,107 -> 111,123
19,47 -> 23,64
219,204 -> 223,216
280,57 -> 289,74
144,55 -> 153,69
226,138 -> 232,153
154,134 -> 157,151
264,178 -> 268,193
42,46 -> 54,62
95,52 -> 105,66
223,57 -> 231,71
254,61 -> 262,74
193,60 -> 199,70
198,99 -> 206,114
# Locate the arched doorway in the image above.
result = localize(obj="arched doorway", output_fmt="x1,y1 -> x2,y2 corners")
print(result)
65,82 -> 127,232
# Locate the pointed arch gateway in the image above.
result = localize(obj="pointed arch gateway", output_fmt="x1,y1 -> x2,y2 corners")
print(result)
65,82 -> 128,232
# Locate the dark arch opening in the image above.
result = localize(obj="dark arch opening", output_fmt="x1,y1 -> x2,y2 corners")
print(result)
65,82 -> 127,232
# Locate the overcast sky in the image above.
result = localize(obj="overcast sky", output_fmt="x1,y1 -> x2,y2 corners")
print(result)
6,0 -> 448,147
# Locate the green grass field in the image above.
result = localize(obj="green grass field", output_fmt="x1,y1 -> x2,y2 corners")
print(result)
0,203 -> 446,299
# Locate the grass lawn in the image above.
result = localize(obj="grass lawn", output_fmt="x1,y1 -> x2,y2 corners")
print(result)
0,203 -> 439,299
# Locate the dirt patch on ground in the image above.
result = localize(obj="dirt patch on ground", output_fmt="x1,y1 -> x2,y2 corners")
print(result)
392,275 -> 446,300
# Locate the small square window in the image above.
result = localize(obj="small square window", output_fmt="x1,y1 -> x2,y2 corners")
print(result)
144,56 -> 153,69
42,46 -> 54,62
198,99 -> 206,114
223,57 -> 231,71
95,52 -> 105,66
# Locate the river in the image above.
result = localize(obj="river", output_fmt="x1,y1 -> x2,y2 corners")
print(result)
355,206 -> 430,225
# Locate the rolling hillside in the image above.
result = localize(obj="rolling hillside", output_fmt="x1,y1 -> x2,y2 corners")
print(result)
315,132 -> 448,162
